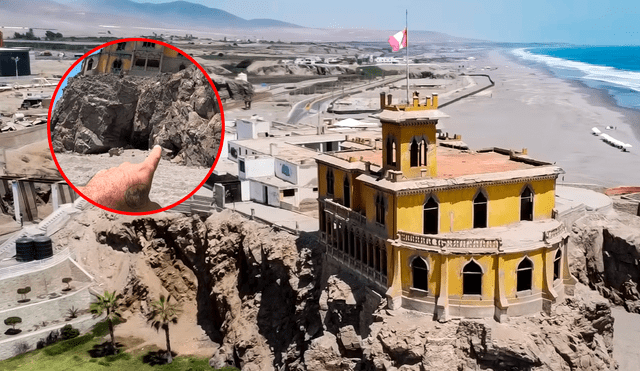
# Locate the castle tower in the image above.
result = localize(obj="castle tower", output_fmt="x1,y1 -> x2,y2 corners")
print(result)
380,91 -> 448,179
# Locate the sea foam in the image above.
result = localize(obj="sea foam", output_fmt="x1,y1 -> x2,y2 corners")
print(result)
512,48 -> 640,92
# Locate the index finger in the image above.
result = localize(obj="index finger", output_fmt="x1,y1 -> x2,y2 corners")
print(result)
140,145 -> 162,172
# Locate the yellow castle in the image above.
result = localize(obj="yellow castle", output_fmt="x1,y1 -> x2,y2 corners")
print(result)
316,92 -> 576,321
81,40 -> 190,76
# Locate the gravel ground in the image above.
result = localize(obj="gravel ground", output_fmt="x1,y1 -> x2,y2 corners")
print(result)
55,149 -> 211,208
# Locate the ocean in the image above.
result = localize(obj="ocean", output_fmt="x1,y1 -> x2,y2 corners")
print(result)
511,46 -> 640,111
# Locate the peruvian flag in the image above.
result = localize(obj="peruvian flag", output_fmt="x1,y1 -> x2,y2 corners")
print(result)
388,29 -> 407,52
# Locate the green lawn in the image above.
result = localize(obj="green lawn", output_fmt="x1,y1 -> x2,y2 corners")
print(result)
0,321 -> 238,371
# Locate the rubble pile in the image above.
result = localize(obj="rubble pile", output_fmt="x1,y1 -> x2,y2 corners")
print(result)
50,66 -> 253,166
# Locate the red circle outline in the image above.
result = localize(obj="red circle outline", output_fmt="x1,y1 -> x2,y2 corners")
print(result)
47,37 -> 226,215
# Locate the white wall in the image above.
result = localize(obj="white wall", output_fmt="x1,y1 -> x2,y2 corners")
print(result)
240,180 -> 250,201
239,156 -> 274,180
237,119 -> 270,140
249,181 -> 280,207
275,158 -> 298,185
221,131 -> 236,159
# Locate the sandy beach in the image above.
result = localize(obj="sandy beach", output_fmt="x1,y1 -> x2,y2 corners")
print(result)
441,49 -> 640,187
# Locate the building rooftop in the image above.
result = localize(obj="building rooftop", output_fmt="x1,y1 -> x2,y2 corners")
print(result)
232,133 -> 347,164
318,144 -> 563,192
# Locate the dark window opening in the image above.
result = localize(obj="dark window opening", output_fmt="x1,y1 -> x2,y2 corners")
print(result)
142,41 -> 155,48
326,170 -> 334,196
134,58 -> 146,67
367,243 -> 374,268
375,194 -> 385,225
381,248 -> 387,276
86,59 -> 93,70
375,244 -> 381,271
553,249 -> 562,281
412,258 -> 429,291
517,258 -> 533,292
116,42 -> 126,50
112,59 -> 122,73
423,197 -> 438,234
410,139 -> 419,167
349,231 -> 355,258
463,260 -> 482,295
179,64 -> 186,70
239,160 -> 245,173
343,178 -> 350,208
355,237 -> 361,260
386,137 -> 393,165
283,189 -> 295,197
319,207 -> 325,233
313,187 -> 318,192
521,187 -> 534,221
473,192 -> 488,228
146,59 -> 160,68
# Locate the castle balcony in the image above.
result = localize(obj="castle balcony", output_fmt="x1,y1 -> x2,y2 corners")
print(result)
322,198 -> 366,226
395,219 -> 567,254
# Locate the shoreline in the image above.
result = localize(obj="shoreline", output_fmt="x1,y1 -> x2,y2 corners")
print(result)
440,48 -> 640,188
503,48 -> 640,143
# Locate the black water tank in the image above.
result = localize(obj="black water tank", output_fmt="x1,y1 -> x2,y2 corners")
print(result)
33,236 -> 53,260
15,237 -> 35,262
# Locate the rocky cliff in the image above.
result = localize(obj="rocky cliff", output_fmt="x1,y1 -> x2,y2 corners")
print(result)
61,209 -> 618,371
50,66 -> 252,166
568,212 -> 640,313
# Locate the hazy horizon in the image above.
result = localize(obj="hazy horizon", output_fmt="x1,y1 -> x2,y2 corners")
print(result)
45,0 -> 640,46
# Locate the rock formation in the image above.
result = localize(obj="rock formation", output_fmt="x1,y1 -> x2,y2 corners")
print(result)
568,211 -> 640,313
65,209 -> 619,371
50,66 -> 253,166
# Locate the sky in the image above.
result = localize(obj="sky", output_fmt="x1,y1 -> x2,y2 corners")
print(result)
55,0 -> 640,45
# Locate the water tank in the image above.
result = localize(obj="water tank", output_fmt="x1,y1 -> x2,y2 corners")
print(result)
15,237 -> 35,262
33,236 -> 53,260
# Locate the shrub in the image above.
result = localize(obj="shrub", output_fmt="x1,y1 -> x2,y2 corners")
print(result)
67,306 -> 79,319
43,333 -> 93,356
5,316 -> 22,329
36,329 -> 60,349
17,287 -> 31,302
62,277 -> 73,291
60,324 -> 79,340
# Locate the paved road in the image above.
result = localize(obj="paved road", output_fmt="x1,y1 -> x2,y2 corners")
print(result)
287,75 -> 404,124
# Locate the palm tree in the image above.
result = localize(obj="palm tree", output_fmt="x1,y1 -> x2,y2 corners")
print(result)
90,290 -> 121,352
148,294 -> 182,364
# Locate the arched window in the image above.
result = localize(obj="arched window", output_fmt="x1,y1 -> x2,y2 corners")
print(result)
349,230 -> 355,257
463,260 -> 482,295
553,249 -> 562,281
375,243 -> 381,272
375,194 -> 385,225
423,197 -> 438,234
326,170 -> 334,196
412,258 -> 429,291
86,59 -> 94,71
410,139 -> 419,167
517,257 -> 533,292
343,178 -> 350,208
112,59 -> 122,73
367,242 -> 374,268
520,186 -> 534,221
386,137 -> 393,165
420,138 -> 427,166
473,192 -> 488,228
355,236 -> 361,260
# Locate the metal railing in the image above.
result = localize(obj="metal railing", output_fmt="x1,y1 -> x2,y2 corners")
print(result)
397,230 -> 502,250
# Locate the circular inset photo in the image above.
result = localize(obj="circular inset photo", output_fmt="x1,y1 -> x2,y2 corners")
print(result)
48,38 -> 224,214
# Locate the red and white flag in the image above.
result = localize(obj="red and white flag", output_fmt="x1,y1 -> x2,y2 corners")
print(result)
388,29 -> 407,52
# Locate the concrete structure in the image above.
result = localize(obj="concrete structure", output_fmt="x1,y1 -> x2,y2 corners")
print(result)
316,91 -> 577,321
81,40 -> 189,76
0,48 -> 31,77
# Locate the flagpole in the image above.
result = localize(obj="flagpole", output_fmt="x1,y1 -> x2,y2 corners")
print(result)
405,9 -> 409,105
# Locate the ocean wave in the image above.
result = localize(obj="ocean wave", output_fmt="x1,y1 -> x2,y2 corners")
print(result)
512,48 -> 640,92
